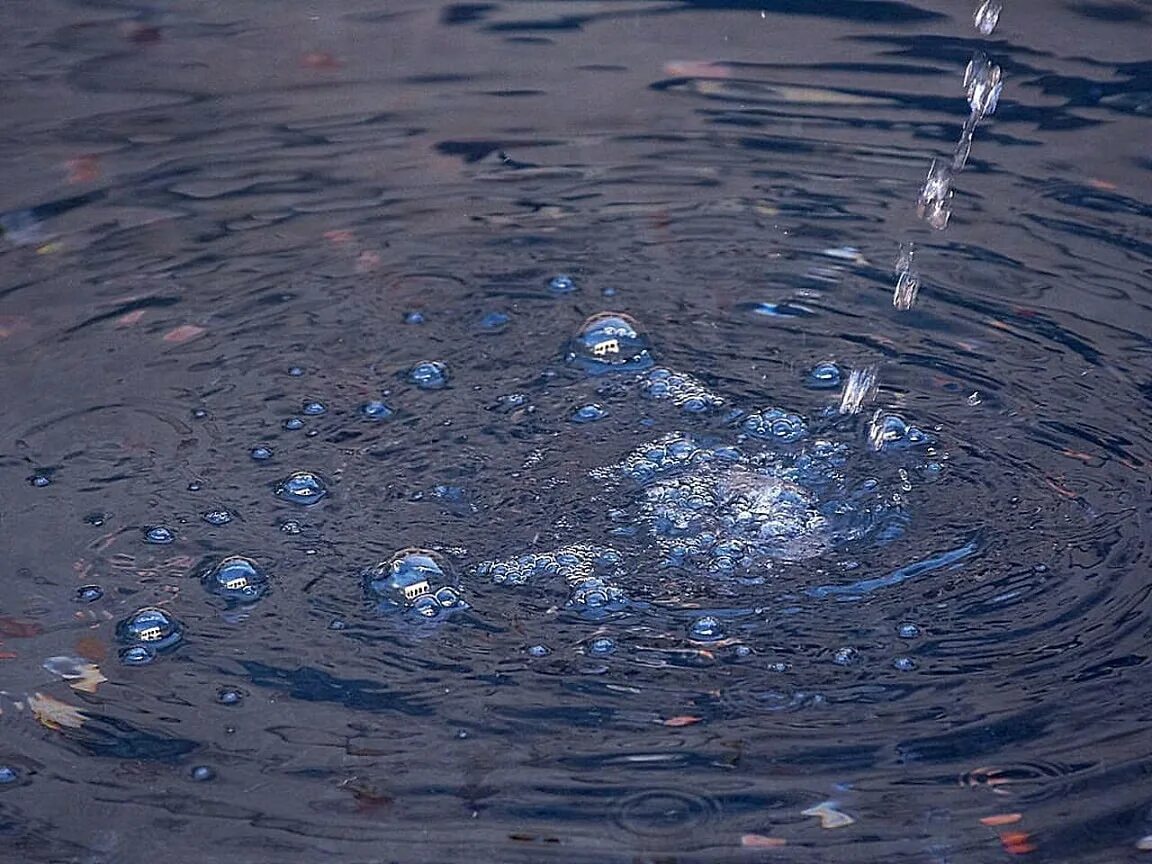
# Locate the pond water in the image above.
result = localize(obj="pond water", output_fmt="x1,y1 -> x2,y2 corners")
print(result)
1,0 -> 1150,862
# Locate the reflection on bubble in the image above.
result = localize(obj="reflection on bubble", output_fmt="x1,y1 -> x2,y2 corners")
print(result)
201,556 -> 270,603
275,471 -> 328,505
408,360 -> 450,390
362,548 -> 467,621
567,312 -> 654,375
116,607 -> 184,660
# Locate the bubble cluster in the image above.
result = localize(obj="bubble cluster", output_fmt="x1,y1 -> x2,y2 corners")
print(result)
868,412 -> 934,452
201,556 -> 270,603
473,542 -> 629,618
641,368 -> 725,413
116,607 -> 184,664
567,312 -> 654,375
275,471 -> 328,505
601,432 -> 907,572
362,548 -> 467,620
740,407 -> 807,443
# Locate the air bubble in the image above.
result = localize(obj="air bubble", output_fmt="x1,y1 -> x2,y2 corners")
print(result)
360,400 -> 394,420
893,656 -> 918,671
75,585 -> 104,603
201,556 -> 269,603
898,622 -> 921,639
144,526 -> 174,545
480,311 -> 510,330
832,647 -> 859,666
689,616 -> 725,641
116,607 -> 184,655
284,417 -> 304,430
408,360 -> 450,390
404,311 -> 425,325
302,401 -> 327,416
528,645 -> 552,657
275,471 -> 328,505
190,766 -> 216,782
805,362 -> 842,390
588,637 -> 616,656
250,446 -> 274,461
567,312 -> 654,375
202,509 -> 232,525
548,274 -> 577,293
741,408 -> 807,443
572,403 -> 608,423
216,688 -> 244,705
0,767 -> 18,785
29,473 -> 51,488
363,548 -> 463,617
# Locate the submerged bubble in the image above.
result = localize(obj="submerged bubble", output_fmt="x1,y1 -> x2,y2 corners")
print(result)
567,312 -> 654,375
116,607 -> 184,655
572,403 -> 608,423
119,645 -> 155,665
275,471 -> 328,505
480,311 -> 510,330
144,526 -> 174,545
201,556 -> 269,603
805,362 -> 842,390
408,360 -> 450,390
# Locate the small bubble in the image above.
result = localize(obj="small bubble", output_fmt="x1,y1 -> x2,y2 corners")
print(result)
188,480 -> 203,492
83,512 -> 107,526
360,400 -> 394,420
572,403 -> 608,423
689,616 -> 725,641
301,401 -> 327,416
588,637 -> 616,656
0,766 -> 18,784
280,520 -> 302,534
75,585 -> 104,603
190,765 -> 216,782
528,644 -> 552,657
327,618 -> 347,630
202,509 -> 232,526
898,623 -> 921,639
893,656 -> 918,671
408,360 -> 450,390
216,688 -> 244,706
832,647 -> 859,666
284,417 -> 304,430
250,446 -> 274,461
806,364 -> 843,391
966,391 -> 982,407
548,274 -> 577,294
144,526 -> 175,545
119,645 -> 156,665
404,311 -> 425,325
287,366 -> 305,377
192,408 -> 209,419
733,644 -> 753,659
275,471 -> 329,505
29,473 -> 51,488
480,311 -> 510,330
456,729 -> 469,739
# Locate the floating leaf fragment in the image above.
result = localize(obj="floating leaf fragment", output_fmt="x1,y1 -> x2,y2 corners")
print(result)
162,324 -> 207,344
27,692 -> 87,730
662,715 -> 702,727
741,834 -> 787,848
980,813 -> 1022,827
999,831 -> 1036,854
0,618 -> 43,638
43,656 -> 108,693
802,801 -> 855,829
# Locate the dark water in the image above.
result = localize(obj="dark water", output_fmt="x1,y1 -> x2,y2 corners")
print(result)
1,0 -> 1150,861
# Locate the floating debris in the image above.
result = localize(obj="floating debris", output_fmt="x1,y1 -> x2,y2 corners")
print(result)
802,801 -> 855,829
42,656 -> 107,693
741,834 -> 787,848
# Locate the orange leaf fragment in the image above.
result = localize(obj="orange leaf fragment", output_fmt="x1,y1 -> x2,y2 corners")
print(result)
115,309 -> 148,328
741,834 -> 787,848
980,813 -> 1022,827
0,618 -> 43,638
27,692 -> 86,730
162,324 -> 207,344
66,155 -> 101,184
662,715 -> 702,727
302,52 -> 342,71
1000,831 -> 1037,855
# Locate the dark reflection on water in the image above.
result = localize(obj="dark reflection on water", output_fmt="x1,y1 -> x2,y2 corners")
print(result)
0,0 -> 1150,861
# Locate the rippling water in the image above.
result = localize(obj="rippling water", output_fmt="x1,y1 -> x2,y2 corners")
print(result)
1,0 -> 1150,862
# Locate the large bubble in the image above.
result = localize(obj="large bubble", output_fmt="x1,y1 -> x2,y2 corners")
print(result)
566,312 -> 654,375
